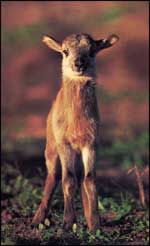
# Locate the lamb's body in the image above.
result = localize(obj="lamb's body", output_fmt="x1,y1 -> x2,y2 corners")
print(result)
32,32 -> 119,231
51,78 -> 99,151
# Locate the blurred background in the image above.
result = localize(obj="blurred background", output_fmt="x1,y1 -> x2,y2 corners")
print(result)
1,1 -> 149,171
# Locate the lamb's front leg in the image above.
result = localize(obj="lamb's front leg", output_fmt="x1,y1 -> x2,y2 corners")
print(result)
81,146 -> 100,232
57,143 -> 77,230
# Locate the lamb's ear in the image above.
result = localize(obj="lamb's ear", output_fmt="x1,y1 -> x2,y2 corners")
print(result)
94,34 -> 119,53
43,35 -> 62,53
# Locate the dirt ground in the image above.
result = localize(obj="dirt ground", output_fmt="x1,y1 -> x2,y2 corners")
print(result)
1,154 -> 149,245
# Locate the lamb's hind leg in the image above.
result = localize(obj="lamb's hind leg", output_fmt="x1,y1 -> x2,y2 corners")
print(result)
32,144 -> 60,225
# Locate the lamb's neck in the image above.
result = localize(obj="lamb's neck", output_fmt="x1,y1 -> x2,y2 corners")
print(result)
62,76 -> 97,121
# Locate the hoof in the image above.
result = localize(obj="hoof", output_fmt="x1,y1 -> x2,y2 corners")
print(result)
32,206 -> 46,225
63,222 -> 73,231
63,216 -> 76,231
88,217 -> 100,232
88,225 -> 100,233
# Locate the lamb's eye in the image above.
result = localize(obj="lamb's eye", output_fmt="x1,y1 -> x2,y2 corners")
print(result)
63,49 -> 69,57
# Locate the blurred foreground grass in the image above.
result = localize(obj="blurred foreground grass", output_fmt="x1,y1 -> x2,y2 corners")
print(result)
1,160 -> 149,245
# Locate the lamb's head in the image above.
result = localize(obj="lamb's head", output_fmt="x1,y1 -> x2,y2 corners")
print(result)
43,33 -> 119,79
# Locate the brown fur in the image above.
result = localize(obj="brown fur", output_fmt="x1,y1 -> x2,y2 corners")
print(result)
32,33 -> 119,231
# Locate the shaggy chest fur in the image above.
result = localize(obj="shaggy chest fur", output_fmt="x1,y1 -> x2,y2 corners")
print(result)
63,79 -> 99,149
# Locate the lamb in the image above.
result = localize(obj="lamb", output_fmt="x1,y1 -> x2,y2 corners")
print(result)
32,32 -> 119,231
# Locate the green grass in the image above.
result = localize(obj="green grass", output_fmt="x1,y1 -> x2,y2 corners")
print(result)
1,160 -> 149,245
98,131 -> 149,169
1,21 -> 49,50
88,5 -> 133,28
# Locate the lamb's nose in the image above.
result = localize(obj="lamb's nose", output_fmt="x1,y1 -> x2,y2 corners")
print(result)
75,59 -> 83,68
75,58 -> 86,71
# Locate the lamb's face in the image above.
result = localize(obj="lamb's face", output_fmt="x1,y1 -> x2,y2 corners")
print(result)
42,32 -> 119,79
62,34 -> 96,78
